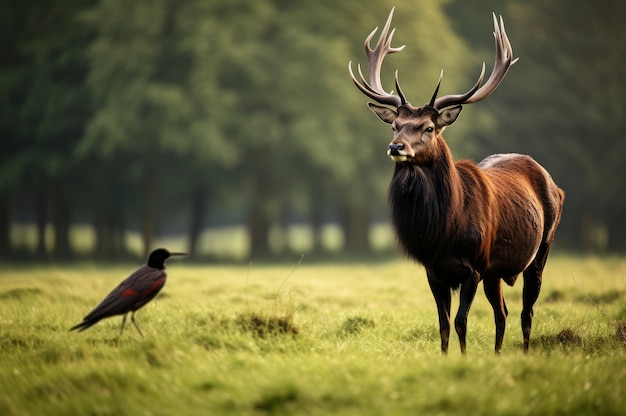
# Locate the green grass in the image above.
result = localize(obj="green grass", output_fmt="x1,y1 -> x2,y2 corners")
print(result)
0,254 -> 624,415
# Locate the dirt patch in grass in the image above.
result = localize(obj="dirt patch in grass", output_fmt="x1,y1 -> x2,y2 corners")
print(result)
615,321 -> 626,347
400,326 -> 438,343
533,326 -> 626,353
339,316 -> 375,336
543,289 -> 568,303
0,334 -> 45,353
254,386 -> 300,412
0,287 -> 48,301
534,327 -> 583,350
556,328 -> 583,348
576,289 -> 624,304
236,311 -> 299,338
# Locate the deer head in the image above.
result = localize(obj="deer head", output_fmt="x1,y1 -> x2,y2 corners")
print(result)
349,8 -> 518,163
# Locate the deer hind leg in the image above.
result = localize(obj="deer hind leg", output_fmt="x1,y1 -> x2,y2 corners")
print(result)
454,271 -> 480,355
427,274 -> 452,354
483,277 -> 508,353
521,241 -> 553,352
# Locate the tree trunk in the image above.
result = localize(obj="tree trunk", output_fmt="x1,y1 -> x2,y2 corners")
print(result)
111,207 -> 127,259
0,193 -> 10,259
275,195 -> 292,254
247,190 -> 272,258
142,160 -> 157,259
52,177 -> 72,260
247,166 -> 275,258
93,197 -> 127,260
187,185 -> 207,259
338,203 -> 371,253
35,188 -> 48,259
607,207 -> 626,253
93,206 -> 108,259
309,180 -> 324,253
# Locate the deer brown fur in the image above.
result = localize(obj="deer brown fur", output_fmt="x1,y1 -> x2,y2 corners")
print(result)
349,9 -> 564,353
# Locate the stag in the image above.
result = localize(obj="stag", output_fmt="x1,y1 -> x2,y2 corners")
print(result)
349,8 -> 564,354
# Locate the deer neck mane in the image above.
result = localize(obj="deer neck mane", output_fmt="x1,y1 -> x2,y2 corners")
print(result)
388,140 -> 464,263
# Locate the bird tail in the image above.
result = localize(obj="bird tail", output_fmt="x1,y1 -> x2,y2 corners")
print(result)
69,319 -> 99,333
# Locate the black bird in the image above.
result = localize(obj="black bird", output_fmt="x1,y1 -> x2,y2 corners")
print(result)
70,248 -> 186,337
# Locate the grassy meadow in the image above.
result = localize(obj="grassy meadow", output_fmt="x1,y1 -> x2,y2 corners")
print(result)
0,254 -> 624,415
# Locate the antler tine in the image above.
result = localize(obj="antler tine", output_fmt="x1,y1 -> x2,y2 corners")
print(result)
433,13 -> 517,110
394,70 -> 408,105
432,64 -> 486,110
464,13 -> 518,104
428,70 -> 444,107
348,7 -> 407,107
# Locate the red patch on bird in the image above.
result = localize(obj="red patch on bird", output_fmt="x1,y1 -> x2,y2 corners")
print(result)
143,276 -> 166,295
122,288 -> 138,297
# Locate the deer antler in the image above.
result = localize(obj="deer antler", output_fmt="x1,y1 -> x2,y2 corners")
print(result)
432,14 -> 519,110
348,7 -> 408,107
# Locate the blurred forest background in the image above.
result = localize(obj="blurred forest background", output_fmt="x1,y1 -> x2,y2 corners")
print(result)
1,0 -> 625,262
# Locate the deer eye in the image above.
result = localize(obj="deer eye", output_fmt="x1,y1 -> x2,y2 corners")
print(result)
425,127 -> 434,133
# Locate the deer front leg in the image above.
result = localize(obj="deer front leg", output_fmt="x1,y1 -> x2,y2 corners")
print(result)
454,271 -> 480,354
427,273 -> 452,354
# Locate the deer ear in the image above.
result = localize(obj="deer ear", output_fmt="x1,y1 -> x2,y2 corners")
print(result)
368,103 -> 398,124
436,105 -> 462,127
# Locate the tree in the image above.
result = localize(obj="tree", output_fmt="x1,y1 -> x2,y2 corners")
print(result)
0,0 -> 96,259
80,0 -> 236,258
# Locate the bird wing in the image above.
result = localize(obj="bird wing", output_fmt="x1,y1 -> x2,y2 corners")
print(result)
83,266 -> 167,321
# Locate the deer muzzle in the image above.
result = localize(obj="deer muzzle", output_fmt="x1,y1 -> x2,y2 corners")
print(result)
387,143 -> 408,162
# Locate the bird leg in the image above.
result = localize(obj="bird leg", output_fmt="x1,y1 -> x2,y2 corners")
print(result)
119,313 -> 128,336
131,311 -> 144,338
